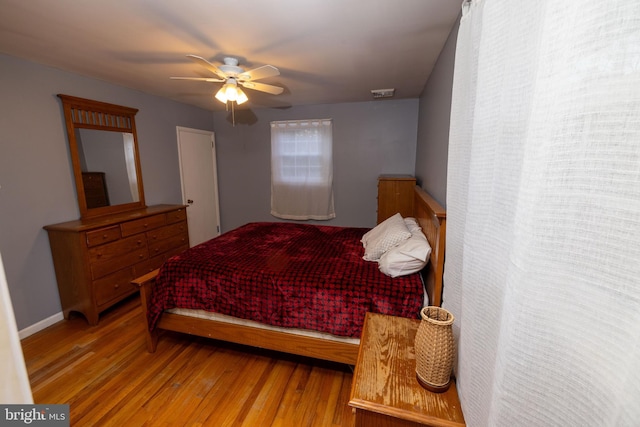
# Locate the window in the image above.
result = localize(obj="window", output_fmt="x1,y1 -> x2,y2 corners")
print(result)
270,119 -> 335,220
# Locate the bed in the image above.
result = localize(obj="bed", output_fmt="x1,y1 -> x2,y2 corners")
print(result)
132,185 -> 446,365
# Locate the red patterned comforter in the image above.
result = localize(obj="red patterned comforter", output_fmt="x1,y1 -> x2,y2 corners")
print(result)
148,222 -> 423,338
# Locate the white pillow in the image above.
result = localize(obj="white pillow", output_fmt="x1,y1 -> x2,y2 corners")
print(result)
361,213 -> 412,261
404,217 -> 421,233
378,226 -> 432,277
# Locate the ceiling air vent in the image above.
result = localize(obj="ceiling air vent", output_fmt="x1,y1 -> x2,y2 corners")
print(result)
371,88 -> 395,99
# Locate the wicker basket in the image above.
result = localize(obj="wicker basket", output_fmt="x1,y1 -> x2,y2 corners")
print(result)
414,306 -> 455,392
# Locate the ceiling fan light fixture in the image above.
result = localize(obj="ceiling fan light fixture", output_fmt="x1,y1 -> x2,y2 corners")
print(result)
215,83 -> 248,106
174,54 -> 283,109
214,86 -> 228,103
235,88 -> 248,105
224,82 -> 238,102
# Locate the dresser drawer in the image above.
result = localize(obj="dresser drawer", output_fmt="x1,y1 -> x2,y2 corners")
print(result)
120,214 -> 166,237
148,232 -> 189,257
90,248 -> 149,280
166,208 -> 187,224
82,173 -> 105,189
86,226 -> 121,247
88,235 -> 147,264
132,244 -> 188,277
146,221 -> 188,243
93,268 -> 136,308
164,244 -> 189,259
133,256 -> 166,277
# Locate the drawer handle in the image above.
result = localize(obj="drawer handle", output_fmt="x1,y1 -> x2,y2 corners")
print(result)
114,284 -> 120,289
144,223 -> 149,228
102,234 -> 108,239
96,252 -> 102,258
139,253 -> 144,259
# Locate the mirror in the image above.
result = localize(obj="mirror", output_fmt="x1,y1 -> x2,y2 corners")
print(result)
58,94 -> 146,218
76,129 -> 139,207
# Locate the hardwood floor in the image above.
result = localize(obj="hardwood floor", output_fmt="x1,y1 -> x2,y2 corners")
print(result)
21,296 -> 356,426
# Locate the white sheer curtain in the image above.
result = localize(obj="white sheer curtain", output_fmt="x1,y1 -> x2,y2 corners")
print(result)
122,132 -> 139,202
270,119 -> 335,220
445,1 -> 640,426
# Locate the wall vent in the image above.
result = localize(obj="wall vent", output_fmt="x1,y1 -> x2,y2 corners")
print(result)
371,88 -> 395,99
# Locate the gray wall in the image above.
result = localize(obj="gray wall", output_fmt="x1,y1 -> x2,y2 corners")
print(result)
213,100 -> 419,232
0,54 -> 214,330
415,17 -> 460,208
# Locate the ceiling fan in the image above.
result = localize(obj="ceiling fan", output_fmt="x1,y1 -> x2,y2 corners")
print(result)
171,55 -> 284,106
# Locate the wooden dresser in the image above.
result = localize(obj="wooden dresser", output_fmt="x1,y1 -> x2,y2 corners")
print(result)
44,205 -> 189,325
377,175 -> 417,224
81,172 -> 109,209
349,313 -> 465,427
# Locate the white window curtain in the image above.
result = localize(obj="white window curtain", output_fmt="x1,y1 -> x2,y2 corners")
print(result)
122,132 -> 139,202
445,1 -> 640,426
270,119 -> 335,220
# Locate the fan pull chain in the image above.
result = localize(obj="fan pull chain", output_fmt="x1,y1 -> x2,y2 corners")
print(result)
225,100 -> 236,126
231,101 -> 236,126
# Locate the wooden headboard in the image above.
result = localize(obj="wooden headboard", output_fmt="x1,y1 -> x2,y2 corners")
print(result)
412,186 -> 446,307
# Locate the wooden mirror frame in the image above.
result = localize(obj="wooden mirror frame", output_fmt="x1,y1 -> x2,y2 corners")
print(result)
58,94 -> 146,219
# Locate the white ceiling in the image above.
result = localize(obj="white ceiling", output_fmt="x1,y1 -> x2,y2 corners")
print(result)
0,0 -> 461,111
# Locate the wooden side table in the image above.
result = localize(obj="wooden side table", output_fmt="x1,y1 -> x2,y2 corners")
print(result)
349,313 -> 465,427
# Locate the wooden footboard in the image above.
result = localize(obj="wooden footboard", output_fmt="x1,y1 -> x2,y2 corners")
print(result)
132,269 -> 360,364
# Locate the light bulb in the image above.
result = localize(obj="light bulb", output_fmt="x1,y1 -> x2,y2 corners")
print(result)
225,84 -> 238,102
236,88 -> 248,105
214,87 -> 227,103
214,80 -> 248,105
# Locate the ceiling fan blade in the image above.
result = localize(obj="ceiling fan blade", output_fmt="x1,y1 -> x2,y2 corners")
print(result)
238,65 -> 280,81
241,81 -> 284,95
170,76 -> 225,83
186,54 -> 227,79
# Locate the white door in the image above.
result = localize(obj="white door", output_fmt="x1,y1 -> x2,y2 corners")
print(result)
176,127 -> 221,247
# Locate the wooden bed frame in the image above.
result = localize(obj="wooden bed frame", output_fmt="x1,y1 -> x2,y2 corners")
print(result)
132,185 -> 446,365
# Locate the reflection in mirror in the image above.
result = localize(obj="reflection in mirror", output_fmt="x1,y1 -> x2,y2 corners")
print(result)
75,129 -> 140,207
